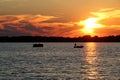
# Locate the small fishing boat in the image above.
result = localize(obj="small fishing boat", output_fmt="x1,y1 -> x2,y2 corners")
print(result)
74,45 -> 84,48
74,43 -> 84,48
33,43 -> 43,47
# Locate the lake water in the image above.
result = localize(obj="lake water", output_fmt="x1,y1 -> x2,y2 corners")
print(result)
0,42 -> 120,80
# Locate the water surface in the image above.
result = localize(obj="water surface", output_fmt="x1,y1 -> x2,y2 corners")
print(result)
0,42 -> 120,80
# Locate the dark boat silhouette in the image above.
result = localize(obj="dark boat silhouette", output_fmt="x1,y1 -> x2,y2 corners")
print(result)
74,43 -> 84,48
33,43 -> 43,47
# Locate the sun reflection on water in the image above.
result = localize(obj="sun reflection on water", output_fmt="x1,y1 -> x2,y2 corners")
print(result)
85,43 -> 97,64
85,42 -> 98,79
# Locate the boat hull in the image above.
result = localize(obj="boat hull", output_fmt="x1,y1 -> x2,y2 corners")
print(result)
33,44 -> 43,47
74,46 -> 84,48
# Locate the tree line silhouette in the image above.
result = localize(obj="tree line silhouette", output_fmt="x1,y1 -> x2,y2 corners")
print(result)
0,35 -> 120,42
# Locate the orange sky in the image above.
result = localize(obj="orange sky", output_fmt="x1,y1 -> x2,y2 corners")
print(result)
0,0 -> 120,37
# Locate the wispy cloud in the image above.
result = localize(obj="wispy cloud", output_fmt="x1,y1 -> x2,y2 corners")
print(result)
90,8 -> 120,36
0,14 -> 82,37
0,14 -> 56,36
91,8 -> 120,26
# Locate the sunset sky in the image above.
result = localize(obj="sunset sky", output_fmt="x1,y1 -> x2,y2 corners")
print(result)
0,0 -> 120,37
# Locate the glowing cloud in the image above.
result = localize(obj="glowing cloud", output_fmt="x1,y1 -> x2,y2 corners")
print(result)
78,8 -> 120,36
0,14 -> 57,36
0,14 -> 81,37
91,8 -> 120,25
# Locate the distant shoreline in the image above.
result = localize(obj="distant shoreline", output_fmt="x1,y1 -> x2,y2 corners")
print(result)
0,35 -> 120,42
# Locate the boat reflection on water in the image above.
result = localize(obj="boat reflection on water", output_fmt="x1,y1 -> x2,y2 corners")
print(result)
84,43 -> 99,79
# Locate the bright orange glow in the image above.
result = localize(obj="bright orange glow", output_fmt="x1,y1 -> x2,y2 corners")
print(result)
84,18 -> 101,29
78,17 -> 102,36
83,18 -> 101,35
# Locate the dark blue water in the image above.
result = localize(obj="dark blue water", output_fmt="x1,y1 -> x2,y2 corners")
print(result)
0,42 -> 120,80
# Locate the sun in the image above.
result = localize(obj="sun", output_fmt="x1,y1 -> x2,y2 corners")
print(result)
84,18 -> 100,29
78,17 -> 102,36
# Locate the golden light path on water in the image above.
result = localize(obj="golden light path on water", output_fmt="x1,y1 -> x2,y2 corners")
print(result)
84,43 -> 99,79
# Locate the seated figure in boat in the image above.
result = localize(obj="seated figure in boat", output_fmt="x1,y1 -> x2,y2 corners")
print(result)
74,43 -> 83,48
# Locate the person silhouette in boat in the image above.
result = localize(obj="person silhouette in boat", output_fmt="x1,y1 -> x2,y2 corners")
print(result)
74,43 -> 84,48
74,43 -> 77,47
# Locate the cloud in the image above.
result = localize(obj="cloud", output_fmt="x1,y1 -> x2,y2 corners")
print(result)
1,8 -> 119,37
89,8 -> 120,36
94,26 -> 120,36
0,14 -> 83,37
91,8 -> 120,26
0,14 -> 57,36
100,18 -> 120,26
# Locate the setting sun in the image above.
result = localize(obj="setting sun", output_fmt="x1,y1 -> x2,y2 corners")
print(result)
84,18 -> 101,29
78,17 -> 102,36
